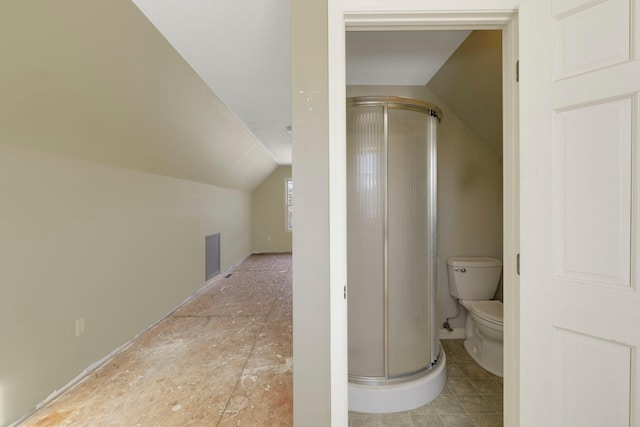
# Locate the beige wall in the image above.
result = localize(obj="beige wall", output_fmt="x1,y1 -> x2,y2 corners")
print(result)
0,0 -> 277,192
0,145 -> 254,425
0,0 -> 273,424
253,166 -> 293,253
348,86 -> 503,329
427,30 -> 503,157
291,0 -> 334,423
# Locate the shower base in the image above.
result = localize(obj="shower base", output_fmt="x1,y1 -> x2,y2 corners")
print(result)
348,350 -> 447,413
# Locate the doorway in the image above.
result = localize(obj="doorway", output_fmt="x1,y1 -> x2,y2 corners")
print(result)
345,29 -> 508,425
289,4 -> 519,425
328,9 -> 519,426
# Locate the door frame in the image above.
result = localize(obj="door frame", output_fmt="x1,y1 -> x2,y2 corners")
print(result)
326,4 -> 520,425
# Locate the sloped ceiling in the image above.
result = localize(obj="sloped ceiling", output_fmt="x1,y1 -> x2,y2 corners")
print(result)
5,0 -> 484,183
0,0 -> 277,191
427,30 -> 503,157
132,0 -> 292,165
346,31 -> 471,85
347,29 -> 503,158
129,4 -> 473,166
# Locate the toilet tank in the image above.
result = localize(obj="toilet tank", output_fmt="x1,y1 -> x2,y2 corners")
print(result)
447,257 -> 502,300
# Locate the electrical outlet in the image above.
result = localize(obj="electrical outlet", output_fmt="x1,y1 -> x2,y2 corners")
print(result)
75,317 -> 85,337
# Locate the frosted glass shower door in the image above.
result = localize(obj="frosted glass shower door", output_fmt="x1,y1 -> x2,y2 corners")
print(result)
347,105 -> 385,379
387,108 -> 436,377
347,97 -> 440,384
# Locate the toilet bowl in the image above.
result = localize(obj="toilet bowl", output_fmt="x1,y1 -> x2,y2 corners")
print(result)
447,257 -> 503,377
460,299 -> 503,377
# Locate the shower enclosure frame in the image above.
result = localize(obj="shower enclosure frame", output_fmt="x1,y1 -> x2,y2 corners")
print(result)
347,96 -> 446,412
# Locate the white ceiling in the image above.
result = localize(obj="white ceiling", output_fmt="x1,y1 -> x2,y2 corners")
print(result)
346,31 -> 470,86
131,2 -> 471,166
132,0 -> 292,164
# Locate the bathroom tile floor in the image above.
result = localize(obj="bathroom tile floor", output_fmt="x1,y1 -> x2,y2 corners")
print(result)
21,253 -> 293,427
21,253 -> 502,427
348,340 -> 504,427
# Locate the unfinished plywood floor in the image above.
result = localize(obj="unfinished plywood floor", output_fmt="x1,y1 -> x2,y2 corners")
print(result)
22,253 -> 293,427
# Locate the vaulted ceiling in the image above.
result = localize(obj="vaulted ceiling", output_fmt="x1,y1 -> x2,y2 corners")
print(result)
132,0 -> 292,164
1,0 -> 278,191
132,2 -> 503,165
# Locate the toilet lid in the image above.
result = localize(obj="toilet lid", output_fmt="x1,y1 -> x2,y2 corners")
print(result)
470,300 -> 503,324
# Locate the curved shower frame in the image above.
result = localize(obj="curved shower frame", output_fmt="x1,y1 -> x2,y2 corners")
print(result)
347,96 -> 446,413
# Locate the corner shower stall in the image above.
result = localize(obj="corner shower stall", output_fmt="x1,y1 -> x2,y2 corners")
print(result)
347,96 -> 446,413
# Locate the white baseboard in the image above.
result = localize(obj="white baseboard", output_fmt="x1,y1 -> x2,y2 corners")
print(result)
439,328 -> 466,340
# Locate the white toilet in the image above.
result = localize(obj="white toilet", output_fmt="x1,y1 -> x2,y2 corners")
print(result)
447,257 -> 503,377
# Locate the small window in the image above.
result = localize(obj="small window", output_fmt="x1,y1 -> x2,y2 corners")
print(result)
285,178 -> 293,231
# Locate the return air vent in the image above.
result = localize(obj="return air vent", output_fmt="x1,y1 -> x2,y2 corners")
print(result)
205,233 -> 221,280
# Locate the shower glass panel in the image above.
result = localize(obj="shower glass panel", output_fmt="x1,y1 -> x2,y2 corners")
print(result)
347,104 -> 386,378
347,97 -> 440,385
388,107 -> 434,377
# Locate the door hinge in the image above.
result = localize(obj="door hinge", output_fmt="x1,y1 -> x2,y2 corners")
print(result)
344,285 -> 347,299
517,253 -> 520,276
516,60 -> 520,82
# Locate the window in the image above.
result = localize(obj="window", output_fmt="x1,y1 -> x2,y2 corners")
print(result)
286,178 -> 293,231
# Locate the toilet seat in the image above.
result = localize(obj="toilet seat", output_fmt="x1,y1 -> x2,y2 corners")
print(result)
469,300 -> 503,326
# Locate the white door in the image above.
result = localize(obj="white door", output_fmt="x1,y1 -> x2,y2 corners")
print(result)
520,0 -> 640,425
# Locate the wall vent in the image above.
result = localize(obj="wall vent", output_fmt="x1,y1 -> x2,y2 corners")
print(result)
205,233 -> 221,280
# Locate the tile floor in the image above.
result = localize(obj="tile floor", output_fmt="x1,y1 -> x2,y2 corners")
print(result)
22,253 -> 293,427
348,339 -> 504,427
22,253 -> 502,427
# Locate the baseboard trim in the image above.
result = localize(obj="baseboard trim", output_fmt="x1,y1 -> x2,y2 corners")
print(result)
439,328 -> 466,340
